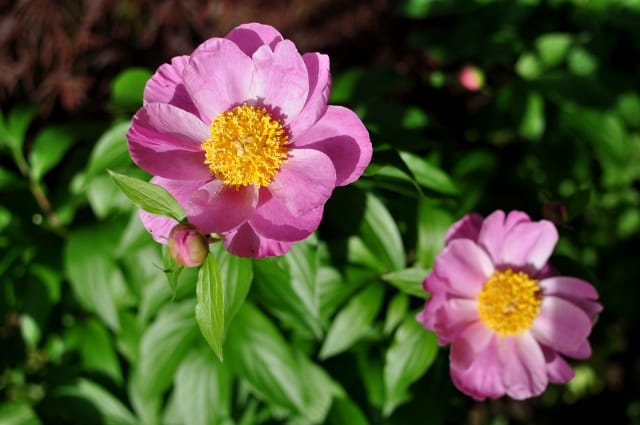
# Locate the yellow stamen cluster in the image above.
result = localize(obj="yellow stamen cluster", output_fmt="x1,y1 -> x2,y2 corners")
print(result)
201,104 -> 289,187
477,269 -> 542,336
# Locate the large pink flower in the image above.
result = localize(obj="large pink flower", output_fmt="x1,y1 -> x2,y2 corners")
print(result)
418,210 -> 602,400
127,23 -> 372,257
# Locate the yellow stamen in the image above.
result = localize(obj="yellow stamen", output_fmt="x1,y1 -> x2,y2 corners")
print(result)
477,269 -> 541,336
201,104 -> 289,187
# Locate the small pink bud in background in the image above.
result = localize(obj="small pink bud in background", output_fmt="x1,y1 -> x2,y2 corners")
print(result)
458,65 -> 485,91
167,222 -> 209,267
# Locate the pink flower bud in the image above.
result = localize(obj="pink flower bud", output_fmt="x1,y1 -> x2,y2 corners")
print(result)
458,65 -> 485,91
167,223 -> 208,267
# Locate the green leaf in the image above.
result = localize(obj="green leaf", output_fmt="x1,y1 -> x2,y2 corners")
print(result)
381,267 -> 429,299
535,33 -> 572,68
213,244 -> 253,338
64,225 -> 130,331
398,151 -> 458,196
78,319 -> 123,384
327,397 -> 370,425
226,302 -> 307,416
55,378 -> 138,425
295,353 -> 337,423
196,253 -> 224,361
174,346 -> 232,425
111,67 -> 152,109
383,316 -> 438,416
84,121 -> 131,180
416,201 -> 451,268
137,299 -> 199,397
253,250 -> 324,339
28,125 -> 76,180
516,53 -> 542,80
568,46 -> 597,76
319,282 -> 385,359
383,293 -> 410,335
87,173 -> 134,218
0,401 -> 42,425
519,91 -> 545,141
108,169 -> 185,221
360,193 -> 405,272
0,104 -> 37,154
162,244 -> 184,296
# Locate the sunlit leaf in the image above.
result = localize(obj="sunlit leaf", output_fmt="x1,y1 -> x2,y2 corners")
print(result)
64,224 -> 130,331
195,253 -> 224,361
383,316 -> 438,416
360,193 -> 405,272
326,396 -> 370,425
382,267 -> 429,299
28,125 -> 76,180
137,299 -> 199,397
55,378 -> 138,425
320,282 -> 385,359
174,346 -> 232,425
416,201 -> 452,268
111,67 -> 152,109
0,401 -> 42,425
226,302 -> 307,416
383,293 -> 410,335
109,170 -> 185,221
398,151 -> 458,196
0,104 -> 37,155
519,91 -> 545,141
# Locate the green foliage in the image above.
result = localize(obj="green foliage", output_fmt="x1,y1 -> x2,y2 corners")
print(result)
2,3 -> 639,424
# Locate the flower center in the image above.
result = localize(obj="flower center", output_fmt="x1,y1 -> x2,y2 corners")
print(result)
477,269 -> 542,336
201,104 -> 289,187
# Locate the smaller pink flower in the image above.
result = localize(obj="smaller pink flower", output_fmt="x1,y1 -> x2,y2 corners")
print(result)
458,65 -> 484,91
167,222 -> 209,267
418,210 -> 602,401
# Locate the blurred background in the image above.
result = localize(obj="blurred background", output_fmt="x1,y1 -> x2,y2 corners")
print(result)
1,0 -> 639,424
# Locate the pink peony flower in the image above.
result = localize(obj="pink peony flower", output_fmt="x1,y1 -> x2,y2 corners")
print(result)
167,222 -> 209,267
418,210 -> 602,401
127,23 -> 372,257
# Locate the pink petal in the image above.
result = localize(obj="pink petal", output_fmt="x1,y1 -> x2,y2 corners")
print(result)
477,210 -> 530,264
531,295 -> 592,356
250,41 -> 309,122
450,322 -> 494,370
287,52 -> 331,138
127,104 -> 211,180
183,38 -> 256,121
539,276 -> 602,323
450,330 -> 505,401
561,340 -> 592,360
500,220 -> 558,273
433,298 -> 480,344
150,176 -> 208,206
497,333 -> 548,399
139,210 -> 178,244
224,22 -> 284,56
223,222 -> 293,258
541,345 -> 575,384
418,272 -> 449,340
291,106 -> 371,186
268,148 -> 336,216
187,180 -> 258,234
432,239 -> 495,298
143,55 -> 198,114
249,189 -> 323,241
445,213 -> 484,245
